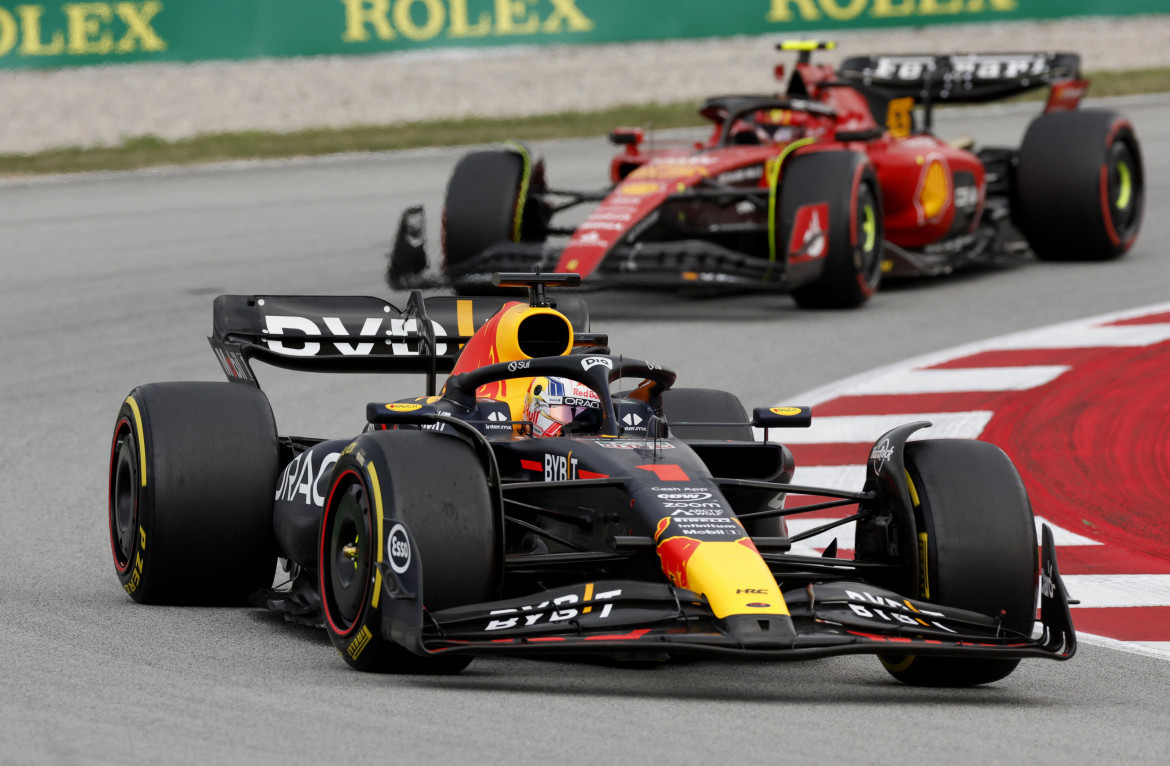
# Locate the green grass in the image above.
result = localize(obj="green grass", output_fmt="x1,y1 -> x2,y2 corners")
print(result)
2,66 -> 1167,177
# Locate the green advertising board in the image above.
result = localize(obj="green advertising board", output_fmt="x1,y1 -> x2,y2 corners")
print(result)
1,0 -> 1166,70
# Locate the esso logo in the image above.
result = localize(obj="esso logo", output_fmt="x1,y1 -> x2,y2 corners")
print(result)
581,357 -> 613,371
387,523 -> 411,574
386,403 -> 422,412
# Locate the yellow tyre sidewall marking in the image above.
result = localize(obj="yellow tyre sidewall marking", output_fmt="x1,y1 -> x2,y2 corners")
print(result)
367,463 -> 386,609
125,396 -> 147,487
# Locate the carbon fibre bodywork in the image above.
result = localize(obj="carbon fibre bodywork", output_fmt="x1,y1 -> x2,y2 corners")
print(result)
202,276 -> 1075,675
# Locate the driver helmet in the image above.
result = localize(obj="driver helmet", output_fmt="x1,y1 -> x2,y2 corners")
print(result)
522,376 -> 602,437
745,108 -> 805,144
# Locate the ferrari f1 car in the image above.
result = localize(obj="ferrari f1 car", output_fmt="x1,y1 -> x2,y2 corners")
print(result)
388,42 -> 1143,309
109,274 -> 1075,686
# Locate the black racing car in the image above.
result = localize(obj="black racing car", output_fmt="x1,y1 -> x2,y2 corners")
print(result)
109,274 -> 1074,686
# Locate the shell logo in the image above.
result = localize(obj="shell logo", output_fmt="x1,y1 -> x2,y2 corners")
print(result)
628,164 -> 710,181
385,403 -> 422,412
618,181 -> 664,196
771,407 -> 803,416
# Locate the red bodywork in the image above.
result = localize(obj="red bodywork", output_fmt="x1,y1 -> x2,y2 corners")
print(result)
552,51 -> 1085,280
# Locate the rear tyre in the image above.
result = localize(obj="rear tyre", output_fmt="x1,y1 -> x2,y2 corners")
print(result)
442,144 -> 548,295
108,382 -> 279,605
1015,110 -> 1143,261
660,389 -> 785,537
877,440 -> 1038,687
661,388 -> 752,442
783,151 -> 883,309
319,431 -> 500,674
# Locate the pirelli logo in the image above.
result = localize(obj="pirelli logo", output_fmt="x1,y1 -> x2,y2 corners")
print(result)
347,625 -> 373,660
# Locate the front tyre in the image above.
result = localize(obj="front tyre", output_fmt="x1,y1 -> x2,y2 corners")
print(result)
442,143 -> 548,295
108,382 -> 279,605
782,151 -> 883,309
877,439 -> 1038,687
319,431 -> 500,673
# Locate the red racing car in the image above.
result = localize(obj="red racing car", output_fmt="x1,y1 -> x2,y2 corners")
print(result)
388,42 -> 1143,309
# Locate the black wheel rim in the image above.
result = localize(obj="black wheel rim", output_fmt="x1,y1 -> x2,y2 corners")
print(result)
110,423 -> 138,572
1107,140 -> 1141,240
323,479 -> 372,633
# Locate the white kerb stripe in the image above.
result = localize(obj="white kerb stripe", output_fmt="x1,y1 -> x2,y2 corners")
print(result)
1062,575 -> 1170,608
791,464 -> 865,491
786,518 -> 856,553
783,302 -> 1170,409
784,517 -> 1101,552
1033,517 -> 1102,546
993,323 -> 1170,350
1130,642 -> 1170,658
779,411 -> 992,444
841,366 -> 1069,395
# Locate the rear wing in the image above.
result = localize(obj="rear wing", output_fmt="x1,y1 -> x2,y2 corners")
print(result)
837,52 -> 1082,104
208,291 -> 594,393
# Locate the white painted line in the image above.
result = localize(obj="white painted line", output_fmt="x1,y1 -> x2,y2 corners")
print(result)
778,411 -> 992,444
993,324 -> 1170,350
1064,575 -> 1170,607
1078,633 -> 1170,661
842,366 -> 1069,395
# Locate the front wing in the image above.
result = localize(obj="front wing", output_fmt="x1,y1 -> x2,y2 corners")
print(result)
375,523 -> 1075,663
390,238 -> 798,293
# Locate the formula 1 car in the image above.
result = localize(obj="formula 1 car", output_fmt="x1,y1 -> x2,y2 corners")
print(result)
388,42 -> 1143,309
108,274 -> 1075,686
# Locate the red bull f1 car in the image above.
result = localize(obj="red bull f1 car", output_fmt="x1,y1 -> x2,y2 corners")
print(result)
109,274 -> 1074,685
388,42 -> 1143,309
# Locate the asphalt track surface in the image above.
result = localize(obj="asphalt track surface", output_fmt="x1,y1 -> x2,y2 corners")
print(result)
3,96 -> 1170,764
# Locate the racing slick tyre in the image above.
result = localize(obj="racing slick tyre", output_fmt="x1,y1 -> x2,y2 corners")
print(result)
319,430 -> 500,674
782,151 -> 883,310
443,143 -> 549,295
1015,109 -> 1143,261
876,439 -> 1038,687
661,388 -> 752,442
108,382 -> 279,605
